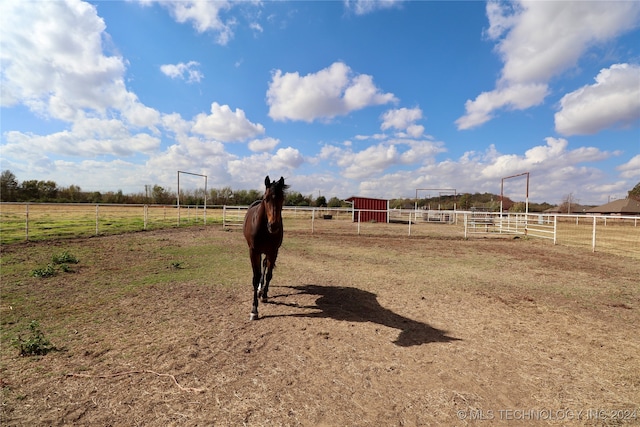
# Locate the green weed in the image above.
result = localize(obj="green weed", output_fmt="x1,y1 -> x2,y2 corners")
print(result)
52,250 -> 79,265
30,264 -> 57,278
11,320 -> 58,356
30,251 -> 80,277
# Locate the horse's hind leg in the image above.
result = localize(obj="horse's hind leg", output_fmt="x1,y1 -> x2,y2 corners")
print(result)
250,251 -> 262,320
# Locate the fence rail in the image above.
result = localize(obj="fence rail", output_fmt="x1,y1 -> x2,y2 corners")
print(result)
1,203 -> 638,259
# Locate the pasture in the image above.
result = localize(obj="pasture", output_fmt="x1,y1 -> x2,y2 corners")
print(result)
1,226 -> 639,426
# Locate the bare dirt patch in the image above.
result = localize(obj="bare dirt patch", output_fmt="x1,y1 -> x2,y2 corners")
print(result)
1,226 -> 639,426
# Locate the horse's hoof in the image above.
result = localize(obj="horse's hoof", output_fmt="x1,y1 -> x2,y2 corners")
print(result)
261,297 -> 268,303
250,313 -> 259,321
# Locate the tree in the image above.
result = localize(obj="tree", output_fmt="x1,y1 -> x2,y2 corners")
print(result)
19,180 -> 41,201
152,185 -> 173,205
314,195 -> 327,207
285,191 -> 311,206
59,185 -> 84,202
629,182 -> 640,201
1,170 -> 19,202
558,193 -> 579,214
327,197 -> 343,208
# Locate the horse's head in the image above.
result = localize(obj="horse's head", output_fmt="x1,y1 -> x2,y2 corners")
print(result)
262,175 -> 288,234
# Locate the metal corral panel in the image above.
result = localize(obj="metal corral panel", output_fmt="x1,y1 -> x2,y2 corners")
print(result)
346,197 -> 389,223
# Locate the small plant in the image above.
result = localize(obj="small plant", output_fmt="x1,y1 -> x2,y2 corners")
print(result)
31,251 -> 80,278
171,261 -> 184,269
52,251 -> 79,265
11,320 -> 57,356
30,264 -> 57,278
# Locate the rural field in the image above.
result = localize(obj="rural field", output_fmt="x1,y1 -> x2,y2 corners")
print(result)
1,225 -> 639,426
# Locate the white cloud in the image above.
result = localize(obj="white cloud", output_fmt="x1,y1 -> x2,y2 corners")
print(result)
381,107 -> 423,132
267,62 -> 398,122
2,117 -> 160,159
272,147 -> 304,169
457,0 -> 640,130
160,61 -> 204,83
555,64 -> 640,136
148,0 -> 236,45
248,137 -> 280,153
0,0 -> 160,127
344,0 -> 404,15
345,138 -> 618,203
617,155 -> 640,179
192,102 -> 265,142
226,148 -> 303,187
480,137 -> 611,179
320,139 -> 443,180
455,83 -> 548,130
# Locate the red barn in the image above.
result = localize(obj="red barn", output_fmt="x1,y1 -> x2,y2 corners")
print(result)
346,196 -> 389,223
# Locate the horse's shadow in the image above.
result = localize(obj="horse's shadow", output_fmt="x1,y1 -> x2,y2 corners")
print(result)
266,284 -> 459,347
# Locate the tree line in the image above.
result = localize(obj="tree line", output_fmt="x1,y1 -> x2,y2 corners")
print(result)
0,170 -> 340,207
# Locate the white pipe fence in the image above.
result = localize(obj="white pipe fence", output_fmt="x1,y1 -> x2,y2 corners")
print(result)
1,203 -> 638,258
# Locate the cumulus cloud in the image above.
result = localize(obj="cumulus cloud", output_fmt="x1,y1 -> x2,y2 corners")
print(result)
226,147 -> 304,186
455,83 -> 549,130
457,1 -> 640,130
272,147 -> 304,169
480,137 -> 611,179
267,62 -> 398,122
344,0 -> 404,15
555,64 -> 640,136
160,61 -> 204,83
192,102 -> 265,142
381,107 -> 422,131
137,0 -> 236,45
320,139 -> 443,180
248,137 -> 280,153
617,155 -> 640,179
0,0 -> 159,126
343,138 -> 617,202
2,118 -> 160,159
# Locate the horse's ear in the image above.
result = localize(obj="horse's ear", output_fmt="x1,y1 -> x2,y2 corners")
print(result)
264,176 -> 271,187
278,177 -> 285,186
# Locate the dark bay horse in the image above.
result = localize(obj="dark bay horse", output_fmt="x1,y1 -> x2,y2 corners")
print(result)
243,176 -> 289,320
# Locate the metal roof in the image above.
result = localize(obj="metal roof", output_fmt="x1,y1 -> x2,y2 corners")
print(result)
586,198 -> 640,214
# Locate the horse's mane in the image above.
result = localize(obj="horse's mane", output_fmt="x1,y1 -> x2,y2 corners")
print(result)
249,200 -> 261,208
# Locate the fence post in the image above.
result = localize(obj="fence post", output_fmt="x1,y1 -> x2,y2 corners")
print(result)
408,212 -> 412,236
222,205 -> 226,228
311,208 -> 315,234
463,213 -> 468,239
592,215 -> 597,252
25,203 -> 29,241
357,210 -> 361,235
553,215 -> 557,245
144,205 -> 148,230
95,204 -> 99,235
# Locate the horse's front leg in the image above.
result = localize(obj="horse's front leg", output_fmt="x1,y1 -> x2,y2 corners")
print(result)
260,253 -> 276,303
250,251 -> 262,321
258,257 -> 268,302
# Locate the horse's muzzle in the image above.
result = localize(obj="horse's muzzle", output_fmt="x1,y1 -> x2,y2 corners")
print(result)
267,222 -> 281,234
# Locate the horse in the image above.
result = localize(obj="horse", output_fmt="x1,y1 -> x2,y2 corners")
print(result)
243,176 -> 289,320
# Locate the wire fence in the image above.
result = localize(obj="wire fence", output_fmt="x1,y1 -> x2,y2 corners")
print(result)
1,203 -> 638,259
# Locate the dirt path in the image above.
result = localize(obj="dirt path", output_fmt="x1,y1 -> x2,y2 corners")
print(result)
1,227 -> 638,426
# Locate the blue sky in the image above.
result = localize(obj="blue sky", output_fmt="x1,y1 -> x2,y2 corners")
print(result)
1,0 -> 639,204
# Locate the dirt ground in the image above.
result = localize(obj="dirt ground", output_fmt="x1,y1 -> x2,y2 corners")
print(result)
1,226 -> 639,426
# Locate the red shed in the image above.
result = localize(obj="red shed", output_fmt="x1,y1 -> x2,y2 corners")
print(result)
346,196 -> 389,223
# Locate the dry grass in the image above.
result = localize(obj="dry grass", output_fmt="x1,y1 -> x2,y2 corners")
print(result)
1,225 -> 638,426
